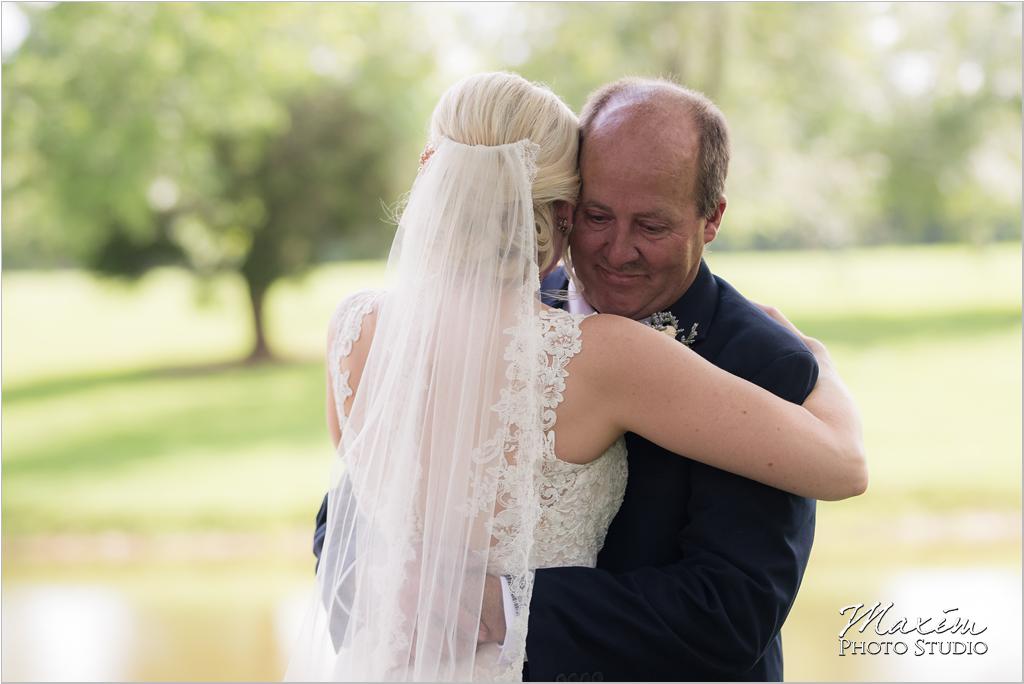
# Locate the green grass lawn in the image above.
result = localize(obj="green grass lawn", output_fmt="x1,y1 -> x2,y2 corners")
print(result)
3,243 -> 1019,682
6,240 -> 1015,532
2,243 -> 1020,536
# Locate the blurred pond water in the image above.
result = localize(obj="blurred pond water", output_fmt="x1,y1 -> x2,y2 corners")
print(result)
2,530 -> 1020,681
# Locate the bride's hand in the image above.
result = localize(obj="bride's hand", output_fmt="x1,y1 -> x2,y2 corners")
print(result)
477,575 -> 507,645
754,302 -> 830,363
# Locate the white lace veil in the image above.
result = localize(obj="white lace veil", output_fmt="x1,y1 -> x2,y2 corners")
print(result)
284,135 -> 547,681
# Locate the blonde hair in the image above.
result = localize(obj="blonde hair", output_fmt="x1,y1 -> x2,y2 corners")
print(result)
429,72 -> 579,273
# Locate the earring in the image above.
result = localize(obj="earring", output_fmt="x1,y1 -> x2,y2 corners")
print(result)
557,217 -> 570,234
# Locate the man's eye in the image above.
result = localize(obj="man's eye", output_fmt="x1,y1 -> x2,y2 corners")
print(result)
641,223 -> 666,234
587,213 -> 610,224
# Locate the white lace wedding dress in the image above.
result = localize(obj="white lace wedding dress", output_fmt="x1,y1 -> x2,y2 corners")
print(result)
327,288 -> 628,679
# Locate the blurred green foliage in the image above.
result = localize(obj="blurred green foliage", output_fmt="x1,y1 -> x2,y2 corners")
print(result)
504,3 -> 1022,248
3,3 -> 434,357
2,2 -> 1021,358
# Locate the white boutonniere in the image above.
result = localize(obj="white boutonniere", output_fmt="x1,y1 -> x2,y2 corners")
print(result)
647,312 -> 699,346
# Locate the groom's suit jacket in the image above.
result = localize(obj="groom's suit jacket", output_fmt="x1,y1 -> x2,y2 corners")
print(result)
525,260 -> 818,682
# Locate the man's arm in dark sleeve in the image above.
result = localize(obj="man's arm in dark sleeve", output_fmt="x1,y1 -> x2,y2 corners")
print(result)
313,492 -> 328,573
525,350 -> 818,681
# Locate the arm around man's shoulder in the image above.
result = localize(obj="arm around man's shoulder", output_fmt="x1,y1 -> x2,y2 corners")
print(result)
525,278 -> 859,680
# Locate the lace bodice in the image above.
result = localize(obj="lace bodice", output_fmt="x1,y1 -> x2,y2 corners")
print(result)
524,310 -> 627,570
327,289 -> 628,573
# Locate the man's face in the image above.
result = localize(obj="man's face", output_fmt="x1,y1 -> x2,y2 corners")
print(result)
570,107 -> 721,320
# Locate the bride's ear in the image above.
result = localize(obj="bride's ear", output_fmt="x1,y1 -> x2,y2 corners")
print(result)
554,200 -> 575,227
540,201 -> 574,280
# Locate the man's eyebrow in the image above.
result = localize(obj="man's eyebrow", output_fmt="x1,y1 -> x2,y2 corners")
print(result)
579,201 -> 678,222
578,200 -> 613,212
634,209 -> 676,222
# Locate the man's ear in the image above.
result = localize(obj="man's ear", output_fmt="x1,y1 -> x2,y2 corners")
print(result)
703,196 -> 727,244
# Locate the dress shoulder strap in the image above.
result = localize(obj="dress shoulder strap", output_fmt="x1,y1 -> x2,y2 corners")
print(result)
536,308 -> 589,437
327,289 -> 385,428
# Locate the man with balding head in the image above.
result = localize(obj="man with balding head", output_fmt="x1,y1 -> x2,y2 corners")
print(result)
521,78 -> 818,681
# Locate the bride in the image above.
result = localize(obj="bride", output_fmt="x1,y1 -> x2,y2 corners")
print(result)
284,72 -> 866,681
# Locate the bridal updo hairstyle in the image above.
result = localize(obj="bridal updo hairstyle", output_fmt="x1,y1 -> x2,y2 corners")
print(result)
428,72 -> 580,274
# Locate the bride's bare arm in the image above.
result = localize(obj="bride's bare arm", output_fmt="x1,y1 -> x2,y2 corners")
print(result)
585,312 -> 867,501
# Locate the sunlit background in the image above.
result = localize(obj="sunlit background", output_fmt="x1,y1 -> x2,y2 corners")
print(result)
1,2 -> 1021,681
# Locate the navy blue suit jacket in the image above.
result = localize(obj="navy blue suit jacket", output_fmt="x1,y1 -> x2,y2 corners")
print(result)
313,260 -> 817,681
525,260 -> 817,681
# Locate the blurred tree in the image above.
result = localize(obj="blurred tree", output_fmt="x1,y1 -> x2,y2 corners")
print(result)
860,3 -> 1023,245
221,88 -> 402,358
2,3 -> 434,360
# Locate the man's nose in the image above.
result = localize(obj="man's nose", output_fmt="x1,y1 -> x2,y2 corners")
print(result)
604,227 -> 641,270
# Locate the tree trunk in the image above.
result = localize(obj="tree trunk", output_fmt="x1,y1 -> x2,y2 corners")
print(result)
245,278 -> 273,363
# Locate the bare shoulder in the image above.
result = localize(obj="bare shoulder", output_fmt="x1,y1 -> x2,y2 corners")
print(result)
579,312 -> 680,358
574,313 -> 682,387
579,311 -> 648,338
559,312 -> 695,440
